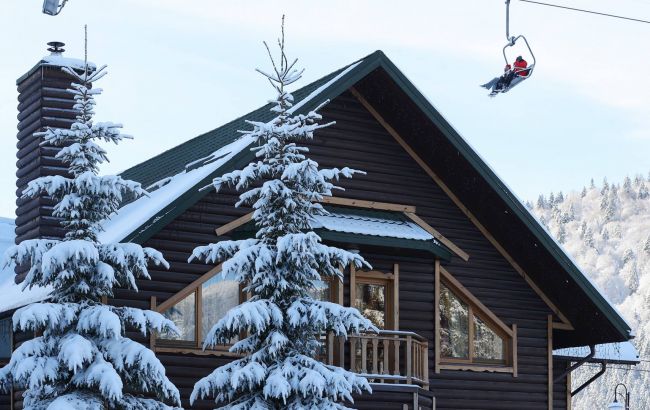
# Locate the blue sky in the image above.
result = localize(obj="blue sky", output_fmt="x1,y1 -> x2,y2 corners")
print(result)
0,0 -> 649,217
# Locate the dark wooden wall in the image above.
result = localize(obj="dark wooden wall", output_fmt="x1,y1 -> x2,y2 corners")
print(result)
109,90 -> 561,409
553,360 -> 570,410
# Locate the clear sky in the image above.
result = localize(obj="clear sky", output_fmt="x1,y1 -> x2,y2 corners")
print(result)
0,0 -> 649,218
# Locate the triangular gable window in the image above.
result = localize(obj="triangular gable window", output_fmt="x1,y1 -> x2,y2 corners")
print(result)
436,266 -> 517,374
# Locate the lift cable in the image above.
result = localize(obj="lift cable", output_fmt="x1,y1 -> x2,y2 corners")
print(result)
519,0 -> 650,24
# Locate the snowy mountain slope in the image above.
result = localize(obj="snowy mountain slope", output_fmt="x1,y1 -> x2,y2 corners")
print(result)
528,175 -> 650,409
0,217 -> 50,312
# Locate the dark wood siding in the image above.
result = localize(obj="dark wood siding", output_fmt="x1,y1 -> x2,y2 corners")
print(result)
553,359 -> 570,410
113,90 -> 562,409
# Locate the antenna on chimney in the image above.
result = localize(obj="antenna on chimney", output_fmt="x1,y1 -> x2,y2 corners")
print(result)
47,41 -> 65,54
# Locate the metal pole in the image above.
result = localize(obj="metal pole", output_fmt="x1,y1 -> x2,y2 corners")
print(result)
505,0 -> 511,41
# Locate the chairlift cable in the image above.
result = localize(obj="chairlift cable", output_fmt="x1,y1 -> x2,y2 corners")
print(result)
519,0 -> 650,24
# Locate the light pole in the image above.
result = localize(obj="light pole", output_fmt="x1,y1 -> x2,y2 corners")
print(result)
608,383 -> 630,410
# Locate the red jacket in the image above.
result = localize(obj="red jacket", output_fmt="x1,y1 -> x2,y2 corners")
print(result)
513,59 -> 529,76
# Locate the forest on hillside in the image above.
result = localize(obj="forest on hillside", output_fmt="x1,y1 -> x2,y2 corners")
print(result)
528,174 -> 650,409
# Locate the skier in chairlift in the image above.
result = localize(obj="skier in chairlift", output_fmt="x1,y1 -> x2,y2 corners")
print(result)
482,56 -> 529,96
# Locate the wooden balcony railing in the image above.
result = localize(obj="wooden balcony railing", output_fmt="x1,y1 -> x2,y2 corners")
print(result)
323,330 -> 429,389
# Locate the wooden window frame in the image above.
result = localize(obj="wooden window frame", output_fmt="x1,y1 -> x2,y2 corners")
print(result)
435,264 -> 518,376
152,264 -> 245,356
350,264 -> 399,331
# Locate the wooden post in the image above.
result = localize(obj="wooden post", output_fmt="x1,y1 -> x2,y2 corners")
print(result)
196,286 -> 203,348
350,264 -> 356,308
406,334 -> 413,384
361,338 -> 368,374
327,332 -> 334,365
350,337 -> 356,372
434,259 -> 441,374
423,340 -> 430,389
383,338 -> 390,377
394,337 -> 401,376
150,296 -> 157,350
512,324 -> 518,378
394,263 -> 400,330
372,337 -> 379,375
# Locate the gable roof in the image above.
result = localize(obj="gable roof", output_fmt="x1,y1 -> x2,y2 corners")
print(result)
98,50 -> 631,348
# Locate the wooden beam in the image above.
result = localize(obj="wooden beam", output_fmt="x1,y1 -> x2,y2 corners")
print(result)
216,197 -> 417,237
350,86 -> 573,330
438,364 -> 515,373
150,296 -> 157,350
321,196 -> 416,213
512,324 -> 518,378
434,259 -> 441,374
215,213 -> 253,236
553,321 -> 574,331
156,264 -> 223,313
404,211 -> 469,261
394,263 -> 400,331
548,314 -> 554,410
440,266 -> 513,337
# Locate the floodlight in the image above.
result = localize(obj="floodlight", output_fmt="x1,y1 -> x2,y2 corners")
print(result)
42,0 -> 67,16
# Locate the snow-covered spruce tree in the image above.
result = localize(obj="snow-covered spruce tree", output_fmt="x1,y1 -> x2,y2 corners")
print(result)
189,21 -> 376,410
0,61 -> 181,409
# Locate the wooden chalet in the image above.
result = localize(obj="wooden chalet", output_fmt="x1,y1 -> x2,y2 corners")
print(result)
0,47 -> 637,410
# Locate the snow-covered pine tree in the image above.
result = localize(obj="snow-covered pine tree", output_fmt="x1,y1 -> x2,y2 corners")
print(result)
0,57 -> 180,409
189,19 -> 375,409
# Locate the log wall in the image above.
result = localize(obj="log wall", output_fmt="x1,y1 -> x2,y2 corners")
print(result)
112,91 -> 560,409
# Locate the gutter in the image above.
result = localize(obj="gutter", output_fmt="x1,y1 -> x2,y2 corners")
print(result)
553,345 -> 608,397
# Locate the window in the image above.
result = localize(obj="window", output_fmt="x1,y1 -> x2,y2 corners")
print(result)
157,269 -> 241,350
350,265 -> 399,331
436,265 -> 517,374
0,319 -> 11,363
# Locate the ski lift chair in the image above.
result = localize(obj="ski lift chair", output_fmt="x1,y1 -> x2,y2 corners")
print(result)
501,34 -> 536,92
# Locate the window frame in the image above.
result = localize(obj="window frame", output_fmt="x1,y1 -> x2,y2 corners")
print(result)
350,264 -> 399,331
0,318 -> 12,366
152,263 -> 245,356
435,262 -> 518,376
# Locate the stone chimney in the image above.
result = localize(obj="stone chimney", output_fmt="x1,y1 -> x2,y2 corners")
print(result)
14,42 -> 91,249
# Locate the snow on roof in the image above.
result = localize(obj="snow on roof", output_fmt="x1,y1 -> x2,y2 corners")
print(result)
312,210 -> 434,241
0,218 -> 51,314
99,60 -> 363,245
553,342 -> 640,364
98,134 -> 254,244
41,54 -> 96,71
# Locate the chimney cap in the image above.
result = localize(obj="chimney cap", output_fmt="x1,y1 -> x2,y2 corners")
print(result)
47,41 -> 65,54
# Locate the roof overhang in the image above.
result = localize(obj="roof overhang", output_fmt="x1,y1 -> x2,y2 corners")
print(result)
553,342 -> 640,366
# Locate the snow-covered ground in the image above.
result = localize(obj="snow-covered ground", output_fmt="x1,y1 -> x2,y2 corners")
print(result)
0,217 -> 50,313
529,174 -> 650,409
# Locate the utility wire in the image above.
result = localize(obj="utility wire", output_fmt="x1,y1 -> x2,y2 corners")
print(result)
519,0 -> 650,24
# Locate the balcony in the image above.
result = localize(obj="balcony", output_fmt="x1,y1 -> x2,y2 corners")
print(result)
323,330 -> 430,389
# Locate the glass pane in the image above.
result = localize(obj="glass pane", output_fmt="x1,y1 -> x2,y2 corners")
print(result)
0,319 -> 11,359
473,316 -> 505,363
439,284 -> 469,359
201,271 -> 240,342
355,282 -> 386,329
161,292 -> 196,342
309,279 -> 330,301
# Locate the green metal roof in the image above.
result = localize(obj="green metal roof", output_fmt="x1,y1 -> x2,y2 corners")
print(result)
230,206 -> 454,261
114,50 -> 632,343
120,60 -> 363,190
